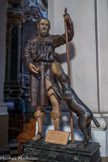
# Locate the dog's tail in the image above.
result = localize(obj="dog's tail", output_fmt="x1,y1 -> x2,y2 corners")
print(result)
92,116 -> 100,127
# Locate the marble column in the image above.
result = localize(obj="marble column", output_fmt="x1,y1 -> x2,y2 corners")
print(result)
0,0 -> 8,147
48,0 -> 108,156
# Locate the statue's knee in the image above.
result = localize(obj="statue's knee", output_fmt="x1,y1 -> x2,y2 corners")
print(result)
50,111 -> 61,120
51,62 -> 62,76
34,110 -> 45,118
51,62 -> 68,82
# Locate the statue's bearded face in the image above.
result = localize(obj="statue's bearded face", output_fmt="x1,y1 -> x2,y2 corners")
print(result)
38,19 -> 50,37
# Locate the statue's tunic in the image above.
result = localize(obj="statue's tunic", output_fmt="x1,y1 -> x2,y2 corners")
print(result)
24,22 -> 74,106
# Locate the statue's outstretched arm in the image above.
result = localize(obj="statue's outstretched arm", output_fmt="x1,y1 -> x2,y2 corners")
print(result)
52,13 -> 74,49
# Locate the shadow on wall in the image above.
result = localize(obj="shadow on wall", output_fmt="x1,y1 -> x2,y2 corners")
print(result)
55,42 -> 76,63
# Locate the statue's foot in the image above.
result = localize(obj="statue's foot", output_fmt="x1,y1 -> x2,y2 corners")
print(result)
78,141 -> 86,148
32,133 -> 42,141
78,143 -> 85,149
78,136 -> 91,148
80,141 -> 84,145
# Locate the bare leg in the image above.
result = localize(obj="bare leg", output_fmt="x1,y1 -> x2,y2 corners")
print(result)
45,78 -> 61,131
32,107 -> 45,141
53,118 -> 60,131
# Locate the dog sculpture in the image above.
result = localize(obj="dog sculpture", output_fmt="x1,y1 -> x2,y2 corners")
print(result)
45,74 -> 100,148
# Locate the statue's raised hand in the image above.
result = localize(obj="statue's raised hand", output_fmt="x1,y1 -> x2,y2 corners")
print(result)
29,63 -> 40,74
63,8 -> 72,26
